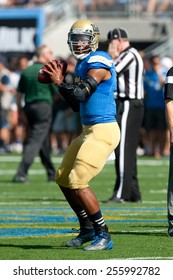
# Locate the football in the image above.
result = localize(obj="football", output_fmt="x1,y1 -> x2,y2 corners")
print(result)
38,64 -> 52,84
38,58 -> 67,84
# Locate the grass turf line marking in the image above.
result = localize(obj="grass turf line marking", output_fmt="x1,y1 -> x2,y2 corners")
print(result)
122,257 -> 173,260
0,200 -> 166,205
0,156 -> 169,166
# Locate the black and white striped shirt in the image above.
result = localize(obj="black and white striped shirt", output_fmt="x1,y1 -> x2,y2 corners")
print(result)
165,67 -> 173,100
114,46 -> 144,100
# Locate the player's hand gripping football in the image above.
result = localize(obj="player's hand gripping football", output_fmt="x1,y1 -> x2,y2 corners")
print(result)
44,59 -> 64,86
38,59 -> 67,86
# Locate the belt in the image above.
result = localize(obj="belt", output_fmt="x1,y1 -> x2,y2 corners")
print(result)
118,97 -> 143,101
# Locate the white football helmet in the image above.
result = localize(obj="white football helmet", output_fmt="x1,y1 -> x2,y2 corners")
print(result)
67,19 -> 100,60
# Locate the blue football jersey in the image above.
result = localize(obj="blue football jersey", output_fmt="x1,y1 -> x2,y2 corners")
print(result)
74,51 -> 117,125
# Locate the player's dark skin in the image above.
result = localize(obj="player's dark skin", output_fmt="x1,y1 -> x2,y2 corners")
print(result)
44,59 -> 111,216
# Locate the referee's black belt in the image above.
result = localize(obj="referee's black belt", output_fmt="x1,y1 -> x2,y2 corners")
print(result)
118,97 -> 143,101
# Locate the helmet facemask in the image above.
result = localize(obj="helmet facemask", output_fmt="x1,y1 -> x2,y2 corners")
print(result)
67,20 -> 100,60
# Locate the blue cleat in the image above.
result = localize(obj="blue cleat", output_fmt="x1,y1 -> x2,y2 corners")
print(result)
83,232 -> 113,251
66,227 -> 95,247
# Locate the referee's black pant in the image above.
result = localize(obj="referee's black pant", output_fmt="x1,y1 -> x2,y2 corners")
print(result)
113,99 -> 144,201
168,146 -> 173,226
16,102 -> 55,180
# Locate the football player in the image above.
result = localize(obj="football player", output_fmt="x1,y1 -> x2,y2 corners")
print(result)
43,20 -> 120,250
164,67 -> 173,237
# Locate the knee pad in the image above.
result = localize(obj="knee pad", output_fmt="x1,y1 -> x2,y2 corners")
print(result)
55,168 -> 70,188
68,161 -> 93,189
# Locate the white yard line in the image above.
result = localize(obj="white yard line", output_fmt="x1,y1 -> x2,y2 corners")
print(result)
0,156 -> 63,163
0,156 -> 169,166
122,256 -> 173,260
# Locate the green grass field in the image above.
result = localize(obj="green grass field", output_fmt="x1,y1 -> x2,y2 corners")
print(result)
0,154 -> 173,260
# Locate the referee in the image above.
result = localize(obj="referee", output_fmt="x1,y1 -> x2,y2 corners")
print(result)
164,67 -> 173,237
13,45 -> 57,183
104,28 -> 144,202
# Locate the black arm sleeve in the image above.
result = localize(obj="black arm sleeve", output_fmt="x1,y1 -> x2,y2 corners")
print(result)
59,83 -> 80,112
59,75 -> 98,111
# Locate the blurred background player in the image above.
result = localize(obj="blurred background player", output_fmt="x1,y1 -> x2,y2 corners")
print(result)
144,55 -> 169,159
0,55 -> 12,154
13,45 -> 57,183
